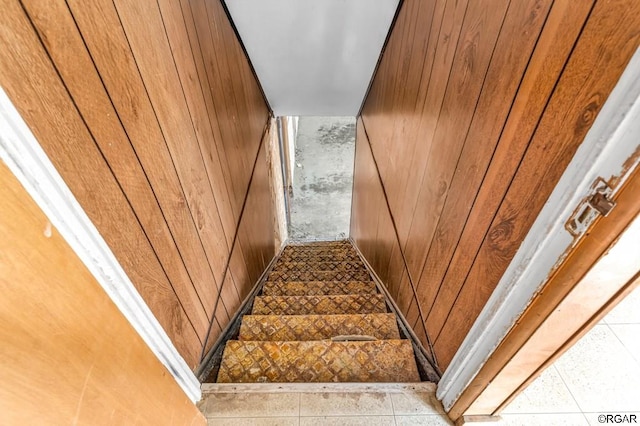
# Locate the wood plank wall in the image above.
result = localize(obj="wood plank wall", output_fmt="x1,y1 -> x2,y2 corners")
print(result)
352,0 -> 640,370
0,161 -> 205,425
0,0 -> 273,370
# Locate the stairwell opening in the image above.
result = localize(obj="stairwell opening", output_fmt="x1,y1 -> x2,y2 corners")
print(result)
196,117 -> 439,385
278,116 -> 356,241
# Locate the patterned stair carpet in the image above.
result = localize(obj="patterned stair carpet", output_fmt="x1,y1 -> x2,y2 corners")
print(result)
215,240 -> 421,383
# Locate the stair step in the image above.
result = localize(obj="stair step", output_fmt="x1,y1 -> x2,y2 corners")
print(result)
252,294 -> 387,315
239,313 -> 400,341
267,269 -> 371,282
262,280 -> 377,296
287,240 -> 351,248
271,261 -> 368,273
217,340 -> 420,383
282,245 -> 357,255
278,251 -> 361,262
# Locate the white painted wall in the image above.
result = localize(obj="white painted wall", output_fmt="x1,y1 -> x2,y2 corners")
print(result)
225,0 -> 398,116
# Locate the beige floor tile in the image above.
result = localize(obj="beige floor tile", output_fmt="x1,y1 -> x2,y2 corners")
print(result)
390,392 -> 445,415
207,417 -> 299,426
605,286 -> 640,324
502,365 -> 580,414
300,416 -> 395,426
199,392 -> 299,418
608,323 -> 640,364
299,392 -> 393,416
395,415 -> 453,425
498,413 -> 588,425
554,325 -> 640,412
583,412 -> 640,425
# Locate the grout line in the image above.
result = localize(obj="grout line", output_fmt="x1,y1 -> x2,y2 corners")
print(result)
553,363 -> 586,415
389,392 -> 399,426
604,322 -> 640,368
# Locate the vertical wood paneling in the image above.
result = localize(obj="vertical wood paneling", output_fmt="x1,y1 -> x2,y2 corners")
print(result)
352,117 -> 434,363
400,0 -> 512,284
0,0 -> 201,366
432,0 -> 640,366
20,0 -> 211,339
352,0 -> 634,370
423,0 -> 593,343
0,161 -> 205,425
1,0 -> 273,370
205,130 -> 277,355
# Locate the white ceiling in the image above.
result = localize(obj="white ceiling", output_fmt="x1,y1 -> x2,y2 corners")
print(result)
225,0 -> 399,116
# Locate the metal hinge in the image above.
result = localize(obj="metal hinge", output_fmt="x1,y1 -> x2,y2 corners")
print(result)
565,177 -> 617,238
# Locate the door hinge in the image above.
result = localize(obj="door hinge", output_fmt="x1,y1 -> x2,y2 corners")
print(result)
565,177 -> 617,238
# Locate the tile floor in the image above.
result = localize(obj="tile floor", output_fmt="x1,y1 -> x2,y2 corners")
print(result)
198,388 -> 453,425
198,287 -> 640,425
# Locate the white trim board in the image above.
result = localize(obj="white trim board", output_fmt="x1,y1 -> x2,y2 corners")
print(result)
437,47 -> 640,411
0,88 -> 201,403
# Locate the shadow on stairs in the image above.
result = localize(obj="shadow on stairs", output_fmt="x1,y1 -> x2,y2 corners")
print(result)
199,240 -> 439,384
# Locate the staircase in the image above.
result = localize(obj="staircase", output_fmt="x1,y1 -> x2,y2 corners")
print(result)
213,240 -> 421,383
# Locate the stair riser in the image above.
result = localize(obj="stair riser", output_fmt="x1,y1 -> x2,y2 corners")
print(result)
271,261 -> 368,273
262,281 -> 377,296
282,247 -> 358,255
287,241 -> 351,247
252,295 -> 387,315
278,253 -> 361,262
239,313 -> 400,341
267,270 -> 371,282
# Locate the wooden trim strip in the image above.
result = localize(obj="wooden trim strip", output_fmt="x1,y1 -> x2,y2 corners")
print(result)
0,87 -> 201,402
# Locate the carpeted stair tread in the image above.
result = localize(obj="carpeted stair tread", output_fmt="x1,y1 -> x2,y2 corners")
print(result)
216,340 -> 420,383
239,313 -> 400,341
271,261 -> 368,273
262,280 -> 377,296
252,294 -> 387,315
267,269 -> 371,282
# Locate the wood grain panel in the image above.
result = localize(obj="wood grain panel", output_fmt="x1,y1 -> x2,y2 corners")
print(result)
20,0 -> 211,339
417,0 -> 556,327
111,0 -> 229,296
2,0 -> 273,370
433,0 -> 640,367
62,0 -> 231,323
0,0 -> 201,366
0,161 -> 205,425
157,0 -> 236,247
400,0 -> 511,283
352,117 -> 424,334
422,0 -> 593,337
352,0 -> 631,371
204,128 -> 277,356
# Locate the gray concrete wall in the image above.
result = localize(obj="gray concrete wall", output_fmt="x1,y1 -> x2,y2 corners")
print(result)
289,117 -> 355,241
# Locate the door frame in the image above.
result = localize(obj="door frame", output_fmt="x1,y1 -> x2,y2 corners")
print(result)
437,47 -> 640,418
